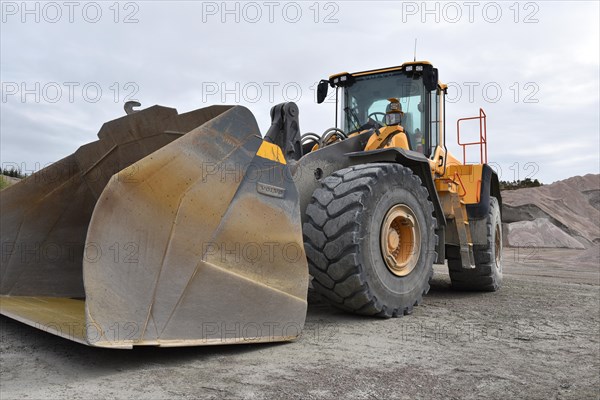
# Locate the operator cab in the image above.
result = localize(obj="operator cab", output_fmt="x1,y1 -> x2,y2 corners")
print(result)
316,61 -> 444,158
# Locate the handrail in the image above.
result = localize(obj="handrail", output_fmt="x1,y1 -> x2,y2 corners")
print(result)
453,172 -> 467,198
457,108 -> 487,164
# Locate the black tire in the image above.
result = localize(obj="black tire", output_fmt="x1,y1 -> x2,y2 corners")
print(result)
302,163 -> 437,317
448,196 -> 503,291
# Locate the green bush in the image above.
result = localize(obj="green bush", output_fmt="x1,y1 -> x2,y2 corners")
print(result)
500,178 -> 543,191
0,176 -> 8,190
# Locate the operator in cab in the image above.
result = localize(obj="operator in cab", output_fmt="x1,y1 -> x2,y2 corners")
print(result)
384,97 -> 404,126
384,98 -> 424,153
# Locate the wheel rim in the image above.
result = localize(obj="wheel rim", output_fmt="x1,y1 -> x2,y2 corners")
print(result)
380,204 -> 421,277
494,223 -> 502,267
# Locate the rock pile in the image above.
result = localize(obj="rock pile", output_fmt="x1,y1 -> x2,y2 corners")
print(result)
501,174 -> 599,249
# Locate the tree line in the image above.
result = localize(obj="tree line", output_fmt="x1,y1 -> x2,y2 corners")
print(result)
500,178 -> 542,190
1,167 -> 27,179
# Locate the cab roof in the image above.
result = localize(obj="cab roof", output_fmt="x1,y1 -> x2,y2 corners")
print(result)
328,61 -> 431,80
328,61 -> 447,90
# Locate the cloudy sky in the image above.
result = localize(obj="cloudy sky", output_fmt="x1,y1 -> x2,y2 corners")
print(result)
1,1 -> 598,184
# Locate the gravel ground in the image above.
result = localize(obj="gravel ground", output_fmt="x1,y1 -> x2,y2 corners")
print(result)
1,248 -> 598,400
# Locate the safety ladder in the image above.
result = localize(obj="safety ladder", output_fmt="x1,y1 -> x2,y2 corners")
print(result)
457,108 -> 487,165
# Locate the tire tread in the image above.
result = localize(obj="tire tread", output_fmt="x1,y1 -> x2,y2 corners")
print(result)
304,163 -> 437,317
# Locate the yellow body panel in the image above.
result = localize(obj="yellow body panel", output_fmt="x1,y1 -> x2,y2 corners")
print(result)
437,164 -> 484,205
257,141 -> 287,164
445,151 -> 463,168
361,125 -> 483,207
365,126 -> 410,151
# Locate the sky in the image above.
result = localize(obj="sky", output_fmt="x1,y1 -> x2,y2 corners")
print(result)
1,0 -> 599,184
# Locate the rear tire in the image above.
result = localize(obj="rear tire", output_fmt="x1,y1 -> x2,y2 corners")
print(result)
448,196 -> 503,291
302,163 -> 437,317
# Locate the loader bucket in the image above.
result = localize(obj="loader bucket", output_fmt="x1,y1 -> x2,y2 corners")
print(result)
0,105 -> 308,348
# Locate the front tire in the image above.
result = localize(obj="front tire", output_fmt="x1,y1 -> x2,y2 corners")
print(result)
302,163 -> 437,317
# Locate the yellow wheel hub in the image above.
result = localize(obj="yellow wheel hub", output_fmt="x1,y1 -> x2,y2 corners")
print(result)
380,204 -> 421,277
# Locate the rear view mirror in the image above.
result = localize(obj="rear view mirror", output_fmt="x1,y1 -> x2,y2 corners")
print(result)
424,67 -> 439,92
317,80 -> 329,104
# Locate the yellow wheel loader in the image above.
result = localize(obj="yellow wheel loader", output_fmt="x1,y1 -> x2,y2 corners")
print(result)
0,61 -> 502,348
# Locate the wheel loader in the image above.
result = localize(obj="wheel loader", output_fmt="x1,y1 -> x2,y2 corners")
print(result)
0,61 -> 502,348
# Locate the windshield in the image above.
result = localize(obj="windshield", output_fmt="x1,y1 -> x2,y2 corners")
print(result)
342,71 -> 427,149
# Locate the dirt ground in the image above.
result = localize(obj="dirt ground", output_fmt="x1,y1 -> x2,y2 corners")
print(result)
1,248 -> 598,400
